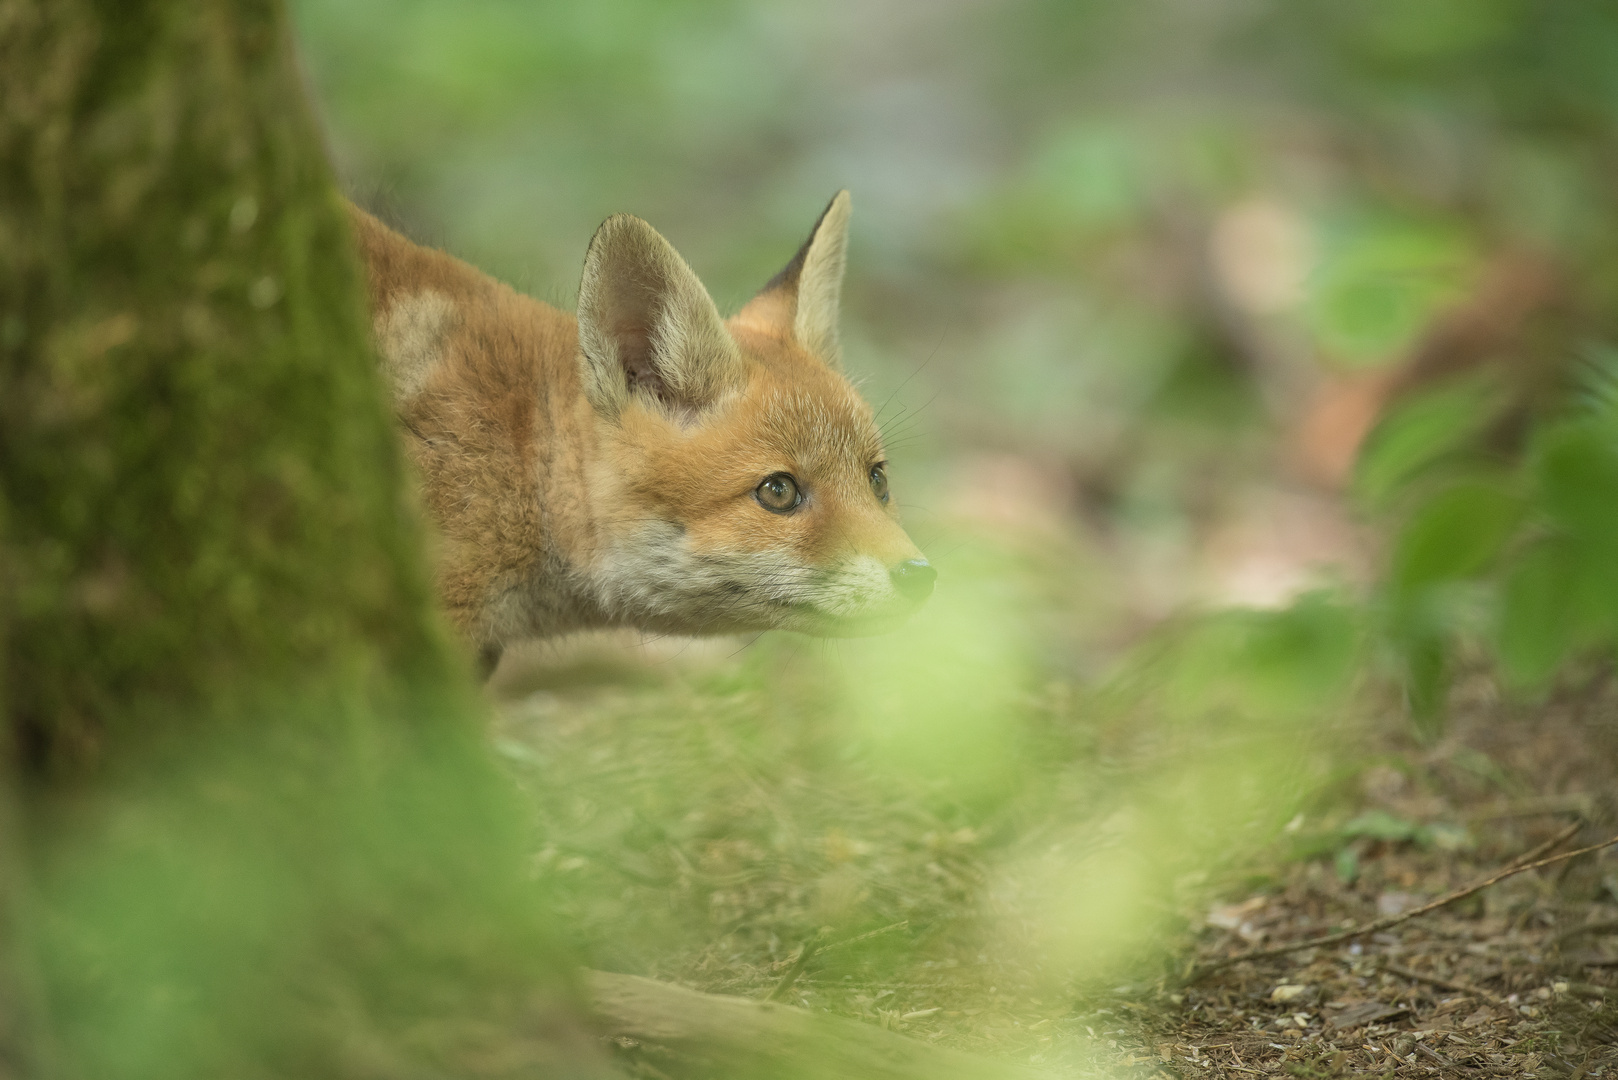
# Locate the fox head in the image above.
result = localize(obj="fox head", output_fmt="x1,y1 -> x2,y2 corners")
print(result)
574,192 -> 933,637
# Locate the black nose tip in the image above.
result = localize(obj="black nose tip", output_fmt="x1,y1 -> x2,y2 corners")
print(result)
890,559 -> 936,602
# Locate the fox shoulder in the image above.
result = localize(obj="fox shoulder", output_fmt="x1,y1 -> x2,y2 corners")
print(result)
346,205 -> 477,405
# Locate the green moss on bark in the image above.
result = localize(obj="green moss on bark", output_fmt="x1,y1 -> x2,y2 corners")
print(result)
0,2 -> 608,1076
0,0 -> 457,761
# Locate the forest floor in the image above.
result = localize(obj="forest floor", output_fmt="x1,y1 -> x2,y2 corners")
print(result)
490,636 -> 1618,1080
1139,674 -> 1618,1080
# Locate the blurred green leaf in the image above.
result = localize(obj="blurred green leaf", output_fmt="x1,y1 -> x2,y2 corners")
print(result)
1306,216 -> 1476,366
1401,632 -> 1449,734
1426,822 -> 1474,851
1338,810 -> 1470,850
1233,593 -> 1362,713
1379,477 -> 1518,733
1341,809 -> 1421,843
1570,344 -> 1618,423
1356,0 -> 1514,61
1143,593 -> 1360,725
1496,536 -> 1579,690
1534,421 -> 1618,541
1389,479 -> 1520,592
1354,376 -> 1507,510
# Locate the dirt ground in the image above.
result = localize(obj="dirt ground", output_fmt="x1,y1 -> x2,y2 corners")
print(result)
1137,675 -> 1618,1080
491,640 -> 1618,1079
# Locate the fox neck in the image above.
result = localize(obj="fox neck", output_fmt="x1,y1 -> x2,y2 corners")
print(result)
351,206 -> 638,650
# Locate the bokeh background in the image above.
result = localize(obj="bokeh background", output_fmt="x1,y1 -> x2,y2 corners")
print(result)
293,0 -> 1618,646
285,2 -> 1618,1072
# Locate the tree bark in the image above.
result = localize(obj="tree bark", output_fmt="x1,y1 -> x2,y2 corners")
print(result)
0,2 -> 608,1077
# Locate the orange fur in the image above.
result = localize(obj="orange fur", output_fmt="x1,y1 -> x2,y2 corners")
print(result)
348,195 -> 929,672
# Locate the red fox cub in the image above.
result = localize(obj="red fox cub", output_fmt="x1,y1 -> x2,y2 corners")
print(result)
349,193 -> 933,675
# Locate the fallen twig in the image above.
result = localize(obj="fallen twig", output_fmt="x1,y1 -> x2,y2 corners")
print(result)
1542,1051 -> 1582,1075
586,970 -> 1056,1080
766,931 -> 825,1003
1187,824 -> 1612,983
1514,820 -> 1592,869
1414,1041 -> 1453,1068
818,920 -> 910,955
1468,795 -> 1594,823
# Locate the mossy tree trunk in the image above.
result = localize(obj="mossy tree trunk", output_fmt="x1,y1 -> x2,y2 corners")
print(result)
0,2 -> 609,1077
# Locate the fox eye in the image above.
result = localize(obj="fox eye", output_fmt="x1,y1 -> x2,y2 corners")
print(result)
755,472 -> 802,513
869,463 -> 889,504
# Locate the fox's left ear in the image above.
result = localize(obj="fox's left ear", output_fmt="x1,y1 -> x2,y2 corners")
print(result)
737,190 -> 851,367
577,214 -> 744,421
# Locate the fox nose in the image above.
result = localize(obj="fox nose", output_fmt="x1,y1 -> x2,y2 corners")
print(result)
889,559 -> 935,602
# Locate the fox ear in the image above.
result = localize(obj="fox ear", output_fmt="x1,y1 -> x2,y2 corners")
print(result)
576,214 -> 744,419
738,191 -> 851,367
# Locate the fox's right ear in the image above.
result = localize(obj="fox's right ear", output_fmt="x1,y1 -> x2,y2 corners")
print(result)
736,191 -> 851,367
576,214 -> 743,420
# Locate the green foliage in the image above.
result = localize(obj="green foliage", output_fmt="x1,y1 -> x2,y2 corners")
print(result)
1339,809 -> 1470,850
36,722 -> 575,1080
1388,479 -> 1520,594
1356,379 -> 1618,718
1296,806 -> 1472,885
1498,419 -> 1618,686
1337,304 -> 1618,719
1354,376 -> 1509,510
1497,536 -> 1582,688
1143,593 -> 1363,725
1306,216 -> 1476,367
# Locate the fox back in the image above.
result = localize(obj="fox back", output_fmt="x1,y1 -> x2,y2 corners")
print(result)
349,194 -> 932,673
